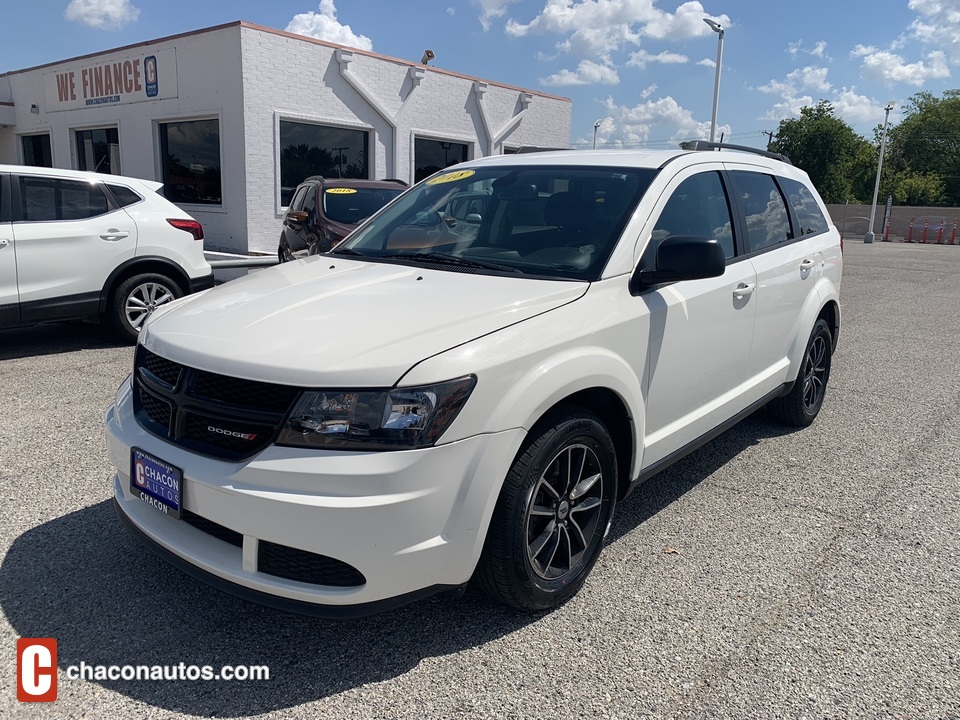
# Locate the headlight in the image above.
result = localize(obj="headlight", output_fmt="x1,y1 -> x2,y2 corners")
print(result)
276,376 -> 476,450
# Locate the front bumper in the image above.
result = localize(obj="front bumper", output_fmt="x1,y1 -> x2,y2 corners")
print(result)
105,379 -> 525,614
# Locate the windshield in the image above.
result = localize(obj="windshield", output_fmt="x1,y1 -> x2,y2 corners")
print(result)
322,187 -> 404,225
334,166 -> 656,280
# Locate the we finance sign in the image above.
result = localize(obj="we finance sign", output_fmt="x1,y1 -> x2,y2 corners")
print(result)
43,48 -> 177,111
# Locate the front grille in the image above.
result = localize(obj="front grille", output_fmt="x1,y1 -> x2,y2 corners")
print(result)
138,387 -> 172,430
141,351 -> 182,388
257,540 -> 366,587
132,345 -> 299,460
182,510 -> 243,548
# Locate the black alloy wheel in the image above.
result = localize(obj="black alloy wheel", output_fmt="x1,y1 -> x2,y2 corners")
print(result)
475,406 -> 617,611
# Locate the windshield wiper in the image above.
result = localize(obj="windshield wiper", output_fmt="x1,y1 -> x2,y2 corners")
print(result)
380,252 -> 522,274
329,247 -> 365,256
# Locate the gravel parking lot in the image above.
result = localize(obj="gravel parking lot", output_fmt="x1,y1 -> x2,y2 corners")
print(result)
1,240 -> 958,719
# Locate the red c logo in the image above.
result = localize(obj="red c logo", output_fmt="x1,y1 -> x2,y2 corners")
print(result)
17,638 -> 57,702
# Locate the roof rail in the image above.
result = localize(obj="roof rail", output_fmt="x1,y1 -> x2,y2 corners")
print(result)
679,140 -> 792,165
304,175 -> 326,182
380,178 -> 409,186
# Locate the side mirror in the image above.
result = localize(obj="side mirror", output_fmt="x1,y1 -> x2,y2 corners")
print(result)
465,213 -> 482,224
286,210 -> 308,224
630,235 -> 725,293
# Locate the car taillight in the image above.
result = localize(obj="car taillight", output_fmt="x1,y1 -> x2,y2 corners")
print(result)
167,218 -> 204,241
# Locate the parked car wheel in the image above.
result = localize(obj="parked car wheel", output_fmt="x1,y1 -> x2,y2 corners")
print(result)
768,318 -> 833,426
278,235 -> 294,263
110,273 -> 182,342
475,407 -> 617,611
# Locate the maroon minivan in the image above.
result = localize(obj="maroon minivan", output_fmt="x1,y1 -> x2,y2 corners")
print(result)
279,177 -> 406,262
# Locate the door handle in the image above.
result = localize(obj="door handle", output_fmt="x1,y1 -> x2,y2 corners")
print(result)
733,282 -> 756,298
800,258 -> 816,271
100,229 -> 130,242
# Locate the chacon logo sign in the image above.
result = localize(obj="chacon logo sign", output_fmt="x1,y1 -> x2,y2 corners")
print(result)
144,55 -> 158,98
43,48 -> 178,112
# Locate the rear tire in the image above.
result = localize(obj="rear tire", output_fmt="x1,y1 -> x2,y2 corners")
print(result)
109,273 -> 182,342
768,318 -> 833,426
475,407 -> 617,611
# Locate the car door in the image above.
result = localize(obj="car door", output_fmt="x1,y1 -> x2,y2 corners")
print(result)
638,168 -> 758,468
282,184 -> 310,253
12,172 -> 138,322
0,174 -> 18,325
726,168 -> 818,393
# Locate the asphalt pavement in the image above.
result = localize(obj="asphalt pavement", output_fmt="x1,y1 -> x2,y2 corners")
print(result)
1,240 -> 958,719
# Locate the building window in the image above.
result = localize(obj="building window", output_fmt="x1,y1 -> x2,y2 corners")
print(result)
75,127 -> 120,174
279,121 -> 368,206
414,139 -> 469,183
21,135 -> 52,167
159,119 -> 222,205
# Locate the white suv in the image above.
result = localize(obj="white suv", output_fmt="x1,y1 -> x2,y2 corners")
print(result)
105,144 -> 841,616
0,165 -> 214,340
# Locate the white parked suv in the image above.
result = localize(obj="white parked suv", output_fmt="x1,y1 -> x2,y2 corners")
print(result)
105,143 -> 842,616
0,164 -> 214,340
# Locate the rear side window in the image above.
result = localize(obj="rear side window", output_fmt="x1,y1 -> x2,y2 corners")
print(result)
728,171 -> 792,253
778,177 -> 830,237
108,184 -> 143,208
18,176 -> 110,222
652,171 -> 736,260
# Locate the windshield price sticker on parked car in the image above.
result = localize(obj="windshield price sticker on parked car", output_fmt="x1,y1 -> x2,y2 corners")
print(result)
325,188 -> 357,194
426,169 -> 475,185
130,448 -> 182,519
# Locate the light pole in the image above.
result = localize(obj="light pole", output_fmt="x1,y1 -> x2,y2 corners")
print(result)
593,120 -> 601,149
703,18 -> 724,143
865,101 -> 895,244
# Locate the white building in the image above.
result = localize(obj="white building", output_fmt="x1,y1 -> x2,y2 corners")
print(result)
0,21 -> 572,254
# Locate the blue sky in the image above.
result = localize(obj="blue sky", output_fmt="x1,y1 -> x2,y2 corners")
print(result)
2,1 -> 956,149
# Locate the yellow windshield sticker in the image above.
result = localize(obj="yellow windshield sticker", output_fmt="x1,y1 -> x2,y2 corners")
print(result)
426,169 -> 475,185
325,188 -> 358,194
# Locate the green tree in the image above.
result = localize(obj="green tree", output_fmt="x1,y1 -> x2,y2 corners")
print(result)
890,171 -> 946,206
885,91 -> 960,206
768,101 -> 874,203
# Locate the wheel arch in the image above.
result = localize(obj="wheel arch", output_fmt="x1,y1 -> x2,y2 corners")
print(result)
785,281 -> 840,381
99,257 -> 190,314
526,389 -> 636,501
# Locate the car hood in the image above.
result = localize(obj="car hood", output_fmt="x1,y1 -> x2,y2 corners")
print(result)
141,257 -> 586,387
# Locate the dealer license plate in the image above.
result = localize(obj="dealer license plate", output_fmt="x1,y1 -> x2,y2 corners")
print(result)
130,447 -> 182,520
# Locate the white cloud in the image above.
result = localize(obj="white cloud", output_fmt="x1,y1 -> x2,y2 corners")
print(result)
506,0 -> 730,58
65,0 -> 139,29
758,66 -> 832,95
541,60 -> 620,86
697,58 -> 715,68
856,48 -> 950,85
641,83 -> 658,99
286,0 -> 373,51
908,0 -> 960,61
832,89 -> 896,125
757,66 -> 832,121
596,94 -> 730,146
851,44 -> 878,58
474,0 -> 521,31
788,39 -> 828,60
626,49 -> 689,69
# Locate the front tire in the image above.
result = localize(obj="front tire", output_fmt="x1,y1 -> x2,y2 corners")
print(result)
109,273 -> 182,342
768,317 -> 833,426
475,407 -> 617,611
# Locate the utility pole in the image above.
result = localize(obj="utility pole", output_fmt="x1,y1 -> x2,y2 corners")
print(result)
761,130 -> 777,146
332,146 -> 348,177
